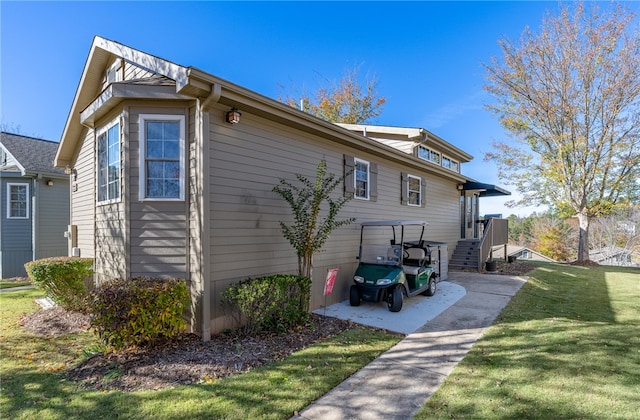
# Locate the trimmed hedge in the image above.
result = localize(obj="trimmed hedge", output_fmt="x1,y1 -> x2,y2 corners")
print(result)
24,257 -> 94,313
222,274 -> 311,334
89,277 -> 189,350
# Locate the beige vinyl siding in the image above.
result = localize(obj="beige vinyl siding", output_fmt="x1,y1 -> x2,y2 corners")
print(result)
95,202 -> 127,280
205,106 -> 462,332
71,128 -> 96,258
91,110 -> 127,283
34,178 -> 69,259
128,105 -> 189,279
123,61 -> 156,81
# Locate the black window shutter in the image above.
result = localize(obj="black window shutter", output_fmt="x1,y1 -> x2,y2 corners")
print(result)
421,178 -> 427,207
401,172 -> 408,206
344,154 -> 355,198
369,162 -> 378,202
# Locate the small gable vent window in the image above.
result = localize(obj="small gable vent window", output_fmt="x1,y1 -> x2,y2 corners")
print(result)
139,114 -> 185,201
104,60 -> 123,86
7,183 -> 29,219
0,149 -> 7,166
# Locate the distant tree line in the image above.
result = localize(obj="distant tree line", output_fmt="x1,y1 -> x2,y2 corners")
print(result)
507,205 -> 640,264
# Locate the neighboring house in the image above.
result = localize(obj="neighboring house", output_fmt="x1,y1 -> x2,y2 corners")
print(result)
0,132 -> 70,278
54,36 -> 509,339
590,246 -> 635,267
491,244 -> 556,263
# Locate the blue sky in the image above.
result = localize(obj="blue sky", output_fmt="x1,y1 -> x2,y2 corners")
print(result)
3,1 -> 633,216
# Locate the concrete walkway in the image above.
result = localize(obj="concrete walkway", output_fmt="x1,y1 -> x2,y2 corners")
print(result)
294,271 -> 527,420
0,285 -> 35,293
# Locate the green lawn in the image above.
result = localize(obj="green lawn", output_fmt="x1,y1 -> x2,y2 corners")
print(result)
416,263 -> 640,419
0,289 -> 401,420
0,280 -> 32,289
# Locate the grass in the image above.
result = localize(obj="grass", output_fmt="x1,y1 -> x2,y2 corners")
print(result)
0,280 -> 32,289
416,262 -> 640,419
0,289 -> 401,420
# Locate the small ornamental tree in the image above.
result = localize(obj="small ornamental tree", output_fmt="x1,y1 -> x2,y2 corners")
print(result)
273,160 -> 355,279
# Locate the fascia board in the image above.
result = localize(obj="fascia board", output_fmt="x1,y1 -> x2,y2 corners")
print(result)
80,84 -> 192,127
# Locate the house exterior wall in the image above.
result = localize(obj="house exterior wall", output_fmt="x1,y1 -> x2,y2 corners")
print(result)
71,103 -> 192,284
33,177 -> 69,259
70,128 -> 97,259
127,104 -> 190,279
204,105 -> 462,333
0,174 -> 32,278
67,98 -> 465,335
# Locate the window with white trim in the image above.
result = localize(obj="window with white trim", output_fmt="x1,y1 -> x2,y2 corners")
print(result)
354,158 -> 370,200
407,175 -> 421,206
442,156 -> 460,172
7,183 -> 29,219
417,145 -> 440,165
401,172 -> 426,207
97,120 -> 121,204
139,114 -> 185,200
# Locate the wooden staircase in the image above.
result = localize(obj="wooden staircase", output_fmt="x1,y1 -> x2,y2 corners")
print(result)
449,239 -> 481,271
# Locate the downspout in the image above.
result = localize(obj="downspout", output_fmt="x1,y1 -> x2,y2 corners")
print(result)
196,83 -> 221,341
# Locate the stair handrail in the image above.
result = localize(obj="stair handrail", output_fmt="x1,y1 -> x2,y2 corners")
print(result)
477,218 -> 509,270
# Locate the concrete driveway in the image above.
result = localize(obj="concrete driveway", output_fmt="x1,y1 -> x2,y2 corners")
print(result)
296,271 -> 527,420
313,281 -> 467,334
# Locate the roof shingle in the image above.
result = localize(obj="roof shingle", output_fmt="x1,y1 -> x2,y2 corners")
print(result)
1,132 -> 65,175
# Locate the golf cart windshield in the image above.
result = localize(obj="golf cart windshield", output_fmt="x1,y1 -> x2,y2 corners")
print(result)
360,244 -> 402,265
359,220 -> 428,266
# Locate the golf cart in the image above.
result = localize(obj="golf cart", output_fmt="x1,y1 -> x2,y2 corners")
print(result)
350,220 -> 438,312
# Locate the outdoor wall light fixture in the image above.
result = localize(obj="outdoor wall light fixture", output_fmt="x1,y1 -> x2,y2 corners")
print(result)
46,179 -> 54,187
457,183 -> 465,191
65,165 -> 78,181
225,107 -> 241,124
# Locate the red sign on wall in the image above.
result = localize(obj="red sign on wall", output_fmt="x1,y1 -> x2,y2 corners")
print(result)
324,268 -> 339,295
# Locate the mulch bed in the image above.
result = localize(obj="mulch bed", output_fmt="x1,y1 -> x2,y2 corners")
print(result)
19,308 -> 357,392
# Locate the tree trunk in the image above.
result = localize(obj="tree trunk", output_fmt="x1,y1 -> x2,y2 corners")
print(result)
576,211 -> 591,262
300,253 -> 313,279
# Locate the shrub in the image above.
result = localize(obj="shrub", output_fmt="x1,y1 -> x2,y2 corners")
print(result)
24,257 -> 94,313
90,277 -> 189,350
222,274 -> 311,334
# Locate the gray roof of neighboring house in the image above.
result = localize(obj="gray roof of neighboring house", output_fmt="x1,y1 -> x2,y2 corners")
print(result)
0,132 -> 65,176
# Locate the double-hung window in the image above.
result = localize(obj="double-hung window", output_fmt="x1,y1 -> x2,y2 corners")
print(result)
97,120 -> 120,204
7,183 -> 29,219
354,158 -> 370,200
139,114 -> 185,201
407,175 -> 421,206
401,172 -> 426,207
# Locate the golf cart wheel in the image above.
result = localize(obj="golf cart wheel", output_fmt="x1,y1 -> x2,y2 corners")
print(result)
421,275 -> 437,296
350,285 -> 361,306
387,287 -> 403,312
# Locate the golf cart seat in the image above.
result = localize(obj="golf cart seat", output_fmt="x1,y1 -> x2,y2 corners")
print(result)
403,247 -> 426,276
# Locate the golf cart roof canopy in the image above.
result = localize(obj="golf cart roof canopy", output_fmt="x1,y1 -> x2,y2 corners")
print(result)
361,220 -> 428,226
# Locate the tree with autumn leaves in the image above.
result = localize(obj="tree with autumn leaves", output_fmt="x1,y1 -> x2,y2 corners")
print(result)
484,1 -> 640,262
279,66 -> 386,124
